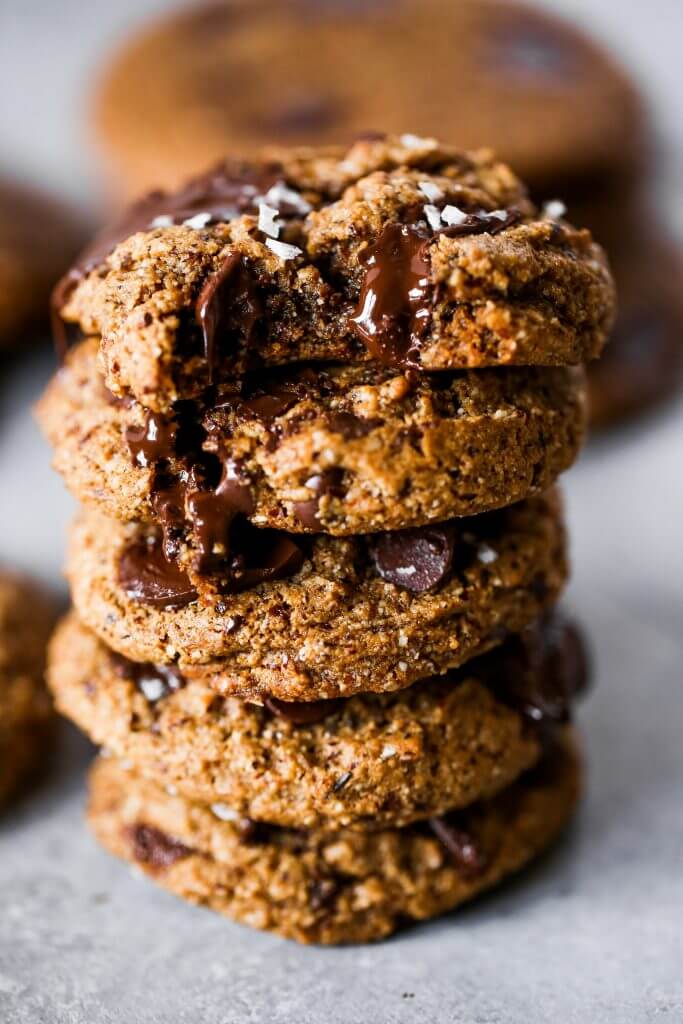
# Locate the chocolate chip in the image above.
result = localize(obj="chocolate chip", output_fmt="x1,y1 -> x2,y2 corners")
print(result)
195,253 -> 262,380
369,523 -> 456,592
111,654 -> 186,703
128,824 -> 192,869
118,536 -> 198,609
292,468 -> 345,529
326,411 -> 381,439
263,696 -> 343,725
427,817 -> 486,878
308,876 -> 340,911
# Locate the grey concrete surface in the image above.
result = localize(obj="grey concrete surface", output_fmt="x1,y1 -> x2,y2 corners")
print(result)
0,1 -> 682,1021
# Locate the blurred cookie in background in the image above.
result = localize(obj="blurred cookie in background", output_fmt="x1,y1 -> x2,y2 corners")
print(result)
0,179 -> 82,349
92,0 -> 681,427
588,239 -> 683,428
93,0 -> 645,202
0,572 -> 55,806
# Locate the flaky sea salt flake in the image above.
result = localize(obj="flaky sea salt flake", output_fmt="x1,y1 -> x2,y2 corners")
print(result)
183,212 -> 212,229
423,204 -> 443,232
266,238 -> 303,261
441,205 -> 468,227
258,203 -> 282,238
419,181 -> 444,203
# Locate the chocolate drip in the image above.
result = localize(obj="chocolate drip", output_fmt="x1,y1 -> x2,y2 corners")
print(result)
369,523 -> 457,592
350,206 -> 521,368
195,252 -> 262,380
351,221 -> 432,369
186,458 -> 255,573
118,536 -> 198,608
125,410 -> 181,469
51,159 -> 292,357
427,816 -> 487,878
128,824 -> 192,869
264,696 -> 343,725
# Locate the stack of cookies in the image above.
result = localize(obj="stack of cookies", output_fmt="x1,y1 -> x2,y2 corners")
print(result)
40,136 -> 614,944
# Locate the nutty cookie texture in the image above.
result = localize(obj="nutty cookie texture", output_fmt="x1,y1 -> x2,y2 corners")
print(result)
0,572 -> 55,804
48,612 -> 587,829
87,731 -> 581,944
65,492 -> 567,701
93,0 -> 644,200
55,137 -> 615,411
38,336 -> 586,536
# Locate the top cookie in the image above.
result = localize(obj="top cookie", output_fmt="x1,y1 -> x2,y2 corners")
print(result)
93,0 -> 645,201
55,136 -> 615,411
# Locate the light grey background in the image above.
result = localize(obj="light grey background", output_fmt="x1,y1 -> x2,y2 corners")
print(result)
0,2 -> 682,1022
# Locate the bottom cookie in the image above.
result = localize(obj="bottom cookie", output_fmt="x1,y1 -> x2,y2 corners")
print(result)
88,731 -> 581,945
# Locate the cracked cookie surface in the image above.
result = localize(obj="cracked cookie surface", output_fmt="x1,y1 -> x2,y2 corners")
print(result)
55,137 -> 614,411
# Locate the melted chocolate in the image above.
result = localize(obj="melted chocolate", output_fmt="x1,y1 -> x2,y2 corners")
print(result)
351,221 -> 432,369
369,523 -> 457,593
350,207 -> 520,369
125,410 -> 181,469
128,824 -> 192,869
195,252 -> 262,380
264,695 -> 343,725
118,536 -> 198,608
427,816 -> 486,878
186,458 -> 255,573
51,159 -> 293,356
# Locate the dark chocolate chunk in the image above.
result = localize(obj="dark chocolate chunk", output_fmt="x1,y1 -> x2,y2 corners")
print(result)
369,523 -> 456,592
325,411 -> 381,439
111,653 -> 186,702
428,816 -> 487,878
195,252 -> 262,379
308,876 -> 341,911
118,536 -> 198,609
496,617 -> 589,732
128,824 -> 192,869
264,696 -> 343,725
186,457 -> 255,573
351,221 -> 432,369
125,410 -> 181,469
292,468 -> 345,529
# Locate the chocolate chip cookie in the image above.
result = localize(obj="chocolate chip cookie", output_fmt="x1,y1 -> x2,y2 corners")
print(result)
588,239 -> 683,427
0,572 -> 55,804
65,492 -> 567,701
93,0 -> 644,202
39,336 -> 586,537
49,611 -> 586,829
87,729 -> 581,944
54,137 -> 614,412
0,179 -> 81,347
